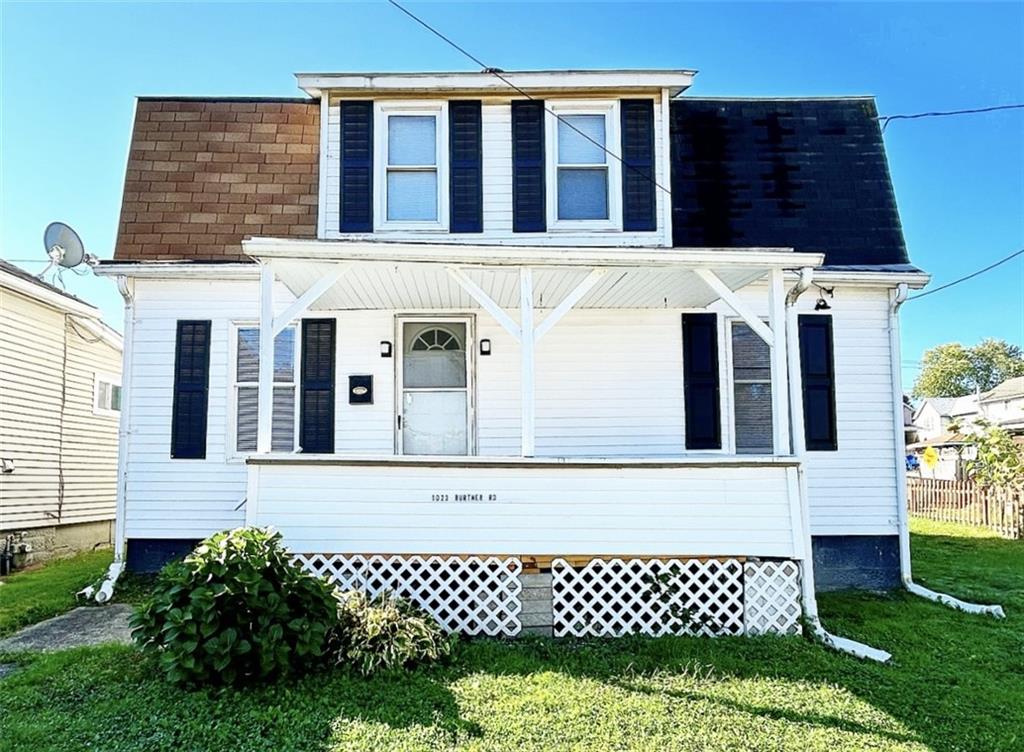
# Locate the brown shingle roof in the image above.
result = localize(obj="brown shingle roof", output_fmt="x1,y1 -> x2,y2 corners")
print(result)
114,98 -> 319,262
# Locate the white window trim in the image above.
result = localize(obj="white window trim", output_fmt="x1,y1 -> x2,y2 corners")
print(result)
545,99 -> 622,232
226,322 -> 300,461
92,372 -> 122,417
374,100 -> 449,232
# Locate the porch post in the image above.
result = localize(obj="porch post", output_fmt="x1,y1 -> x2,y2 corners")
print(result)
256,262 -> 275,454
768,268 -> 791,454
520,267 -> 536,457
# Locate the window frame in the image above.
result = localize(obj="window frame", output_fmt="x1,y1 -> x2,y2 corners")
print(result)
93,372 -> 122,417
374,101 -> 449,232
725,319 -> 774,456
226,322 -> 300,461
545,99 -> 622,231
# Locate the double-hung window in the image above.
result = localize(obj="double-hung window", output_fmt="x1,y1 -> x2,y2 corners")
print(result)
232,325 -> 298,454
730,322 -> 773,454
547,101 -> 621,229
377,103 -> 448,229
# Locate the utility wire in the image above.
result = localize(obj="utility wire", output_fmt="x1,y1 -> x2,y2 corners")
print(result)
385,0 -> 672,197
908,248 -> 1024,300
879,104 -> 1024,132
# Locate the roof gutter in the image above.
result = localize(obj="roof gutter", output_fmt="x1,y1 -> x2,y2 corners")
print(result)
888,283 -> 1005,617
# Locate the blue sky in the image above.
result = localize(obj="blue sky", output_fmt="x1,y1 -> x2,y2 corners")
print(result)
2,1 -> 1022,387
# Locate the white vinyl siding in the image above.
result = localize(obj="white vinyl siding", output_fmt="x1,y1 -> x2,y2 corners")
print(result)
120,278 -> 901,543
324,94 -> 667,246
0,288 -> 121,530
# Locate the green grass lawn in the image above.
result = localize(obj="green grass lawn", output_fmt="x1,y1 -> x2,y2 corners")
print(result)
0,550 -> 113,638
1,520 -> 1021,752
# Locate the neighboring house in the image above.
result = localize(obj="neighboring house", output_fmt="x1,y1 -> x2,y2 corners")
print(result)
96,69 -> 930,638
0,259 -> 123,566
910,378 -> 1024,480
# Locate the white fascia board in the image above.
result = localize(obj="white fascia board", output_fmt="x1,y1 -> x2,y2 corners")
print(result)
75,317 -> 124,352
296,70 -> 696,98
808,269 -> 931,288
243,237 -> 824,270
94,263 -> 259,280
0,270 -> 100,318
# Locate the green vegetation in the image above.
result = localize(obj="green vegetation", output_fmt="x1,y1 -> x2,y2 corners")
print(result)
131,528 -> 341,686
0,550 -> 112,638
1,520 -> 1021,751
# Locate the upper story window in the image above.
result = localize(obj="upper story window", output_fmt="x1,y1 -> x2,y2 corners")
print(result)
376,102 -> 448,230
546,101 -> 622,230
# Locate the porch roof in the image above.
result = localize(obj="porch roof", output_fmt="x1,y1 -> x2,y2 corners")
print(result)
242,238 -> 824,311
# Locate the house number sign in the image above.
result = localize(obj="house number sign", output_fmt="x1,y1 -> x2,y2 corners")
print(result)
431,493 -> 499,502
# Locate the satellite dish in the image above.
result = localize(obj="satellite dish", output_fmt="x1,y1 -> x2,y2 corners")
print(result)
44,222 -> 86,268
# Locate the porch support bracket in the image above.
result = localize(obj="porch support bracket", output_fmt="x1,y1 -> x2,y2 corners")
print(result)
694,268 -> 774,346
534,268 -> 607,342
446,266 -> 522,341
272,263 -> 349,336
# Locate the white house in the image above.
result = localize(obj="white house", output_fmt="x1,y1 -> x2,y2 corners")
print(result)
97,70 -> 933,642
0,259 -> 123,566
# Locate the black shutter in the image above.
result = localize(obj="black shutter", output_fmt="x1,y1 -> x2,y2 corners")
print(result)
449,100 -> 483,233
170,320 -> 211,459
682,313 -> 721,450
300,319 -> 336,453
339,101 -> 373,232
799,315 -> 838,451
511,100 -> 546,232
620,99 -> 657,231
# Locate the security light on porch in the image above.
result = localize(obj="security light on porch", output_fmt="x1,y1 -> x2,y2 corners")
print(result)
380,341 -> 393,358
814,285 -> 835,311
480,339 -> 491,356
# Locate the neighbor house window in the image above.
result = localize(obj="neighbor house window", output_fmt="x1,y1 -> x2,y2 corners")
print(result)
233,325 -> 297,454
377,103 -> 447,228
94,374 -> 121,416
547,102 -> 621,228
731,322 -> 773,454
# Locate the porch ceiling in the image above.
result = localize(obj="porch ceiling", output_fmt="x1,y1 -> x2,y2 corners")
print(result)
248,239 -> 825,311
273,260 -> 771,311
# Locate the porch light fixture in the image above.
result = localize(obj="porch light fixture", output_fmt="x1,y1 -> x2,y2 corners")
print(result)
479,338 -> 491,356
380,340 -> 393,358
814,285 -> 835,311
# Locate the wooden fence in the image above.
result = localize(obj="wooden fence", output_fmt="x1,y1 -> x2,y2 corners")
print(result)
907,478 -> 1023,538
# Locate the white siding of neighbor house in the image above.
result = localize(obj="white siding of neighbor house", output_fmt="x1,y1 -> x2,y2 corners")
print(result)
121,278 -> 900,543
0,288 -> 121,529
322,94 -> 669,247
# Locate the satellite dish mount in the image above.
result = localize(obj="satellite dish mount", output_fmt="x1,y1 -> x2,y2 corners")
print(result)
38,222 -> 96,279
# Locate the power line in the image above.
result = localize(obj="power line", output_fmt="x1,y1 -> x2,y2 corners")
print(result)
908,247 -> 1024,301
384,0 -> 673,198
879,103 -> 1024,132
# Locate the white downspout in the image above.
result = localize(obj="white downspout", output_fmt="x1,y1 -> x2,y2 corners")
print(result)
888,283 -> 1005,618
787,268 -> 892,662
84,275 -> 132,603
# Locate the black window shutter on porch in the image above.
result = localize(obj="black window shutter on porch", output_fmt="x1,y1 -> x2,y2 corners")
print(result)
798,315 -> 838,451
300,319 -> 336,453
170,320 -> 211,459
449,100 -> 483,233
682,313 -> 721,450
511,100 -> 546,232
339,101 -> 373,233
620,99 -> 657,231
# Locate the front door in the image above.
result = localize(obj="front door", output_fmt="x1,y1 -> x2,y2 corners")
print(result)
397,317 -> 473,455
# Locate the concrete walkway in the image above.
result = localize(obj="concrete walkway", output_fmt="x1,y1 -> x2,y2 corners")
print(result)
0,605 -> 134,653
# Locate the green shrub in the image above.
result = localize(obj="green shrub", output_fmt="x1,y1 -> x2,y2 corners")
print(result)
129,527 -> 341,686
335,590 -> 454,676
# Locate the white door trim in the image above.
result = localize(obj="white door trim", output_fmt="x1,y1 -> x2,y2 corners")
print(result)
394,314 -> 477,456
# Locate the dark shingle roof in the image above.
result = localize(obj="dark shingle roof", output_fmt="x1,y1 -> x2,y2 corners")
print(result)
669,97 -> 909,266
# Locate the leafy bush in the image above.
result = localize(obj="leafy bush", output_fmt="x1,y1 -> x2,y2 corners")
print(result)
335,590 -> 453,676
129,527 -> 341,686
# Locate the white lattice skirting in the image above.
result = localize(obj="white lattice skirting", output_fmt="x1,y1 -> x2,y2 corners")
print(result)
294,554 -> 523,636
551,558 -> 802,637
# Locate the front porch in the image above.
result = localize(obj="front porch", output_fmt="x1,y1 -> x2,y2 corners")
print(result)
241,238 -> 825,638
